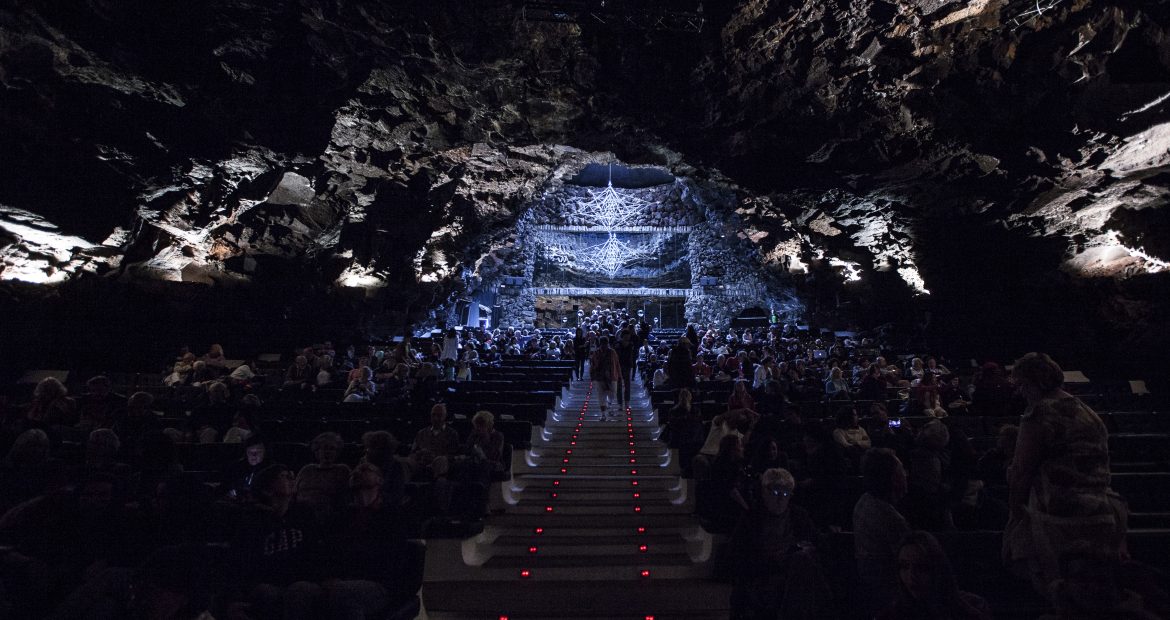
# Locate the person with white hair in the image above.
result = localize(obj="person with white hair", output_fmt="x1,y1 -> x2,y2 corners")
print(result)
296,432 -> 351,517
726,468 -> 830,618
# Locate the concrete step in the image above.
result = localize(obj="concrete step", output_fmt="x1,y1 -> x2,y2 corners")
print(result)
522,464 -> 678,476
422,579 -> 732,618
545,419 -> 660,430
487,513 -> 699,529
543,428 -> 660,438
525,454 -> 669,467
510,475 -> 682,491
557,397 -> 653,408
488,538 -> 690,557
504,502 -> 688,516
531,444 -> 669,453
492,533 -> 685,546
485,553 -> 693,569
540,427 -> 662,439
481,524 -> 702,538
509,488 -> 676,502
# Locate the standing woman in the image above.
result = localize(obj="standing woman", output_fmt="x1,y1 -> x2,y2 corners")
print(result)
589,337 -> 621,416
1003,352 -> 1127,602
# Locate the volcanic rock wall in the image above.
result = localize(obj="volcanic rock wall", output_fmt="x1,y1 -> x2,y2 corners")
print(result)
0,0 -> 1168,376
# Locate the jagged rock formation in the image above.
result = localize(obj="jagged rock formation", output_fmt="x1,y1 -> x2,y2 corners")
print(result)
1,0 -> 1168,376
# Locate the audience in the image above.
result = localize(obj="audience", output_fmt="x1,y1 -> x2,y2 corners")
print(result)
0,328 -> 1161,619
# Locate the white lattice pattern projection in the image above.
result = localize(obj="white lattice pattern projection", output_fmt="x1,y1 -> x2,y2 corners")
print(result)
573,182 -> 651,229
577,233 -> 651,278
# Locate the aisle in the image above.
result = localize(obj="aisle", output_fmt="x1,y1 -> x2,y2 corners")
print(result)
421,369 -> 728,619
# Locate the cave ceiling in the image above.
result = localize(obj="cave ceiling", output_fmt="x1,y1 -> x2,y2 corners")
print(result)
1,0 -> 1169,368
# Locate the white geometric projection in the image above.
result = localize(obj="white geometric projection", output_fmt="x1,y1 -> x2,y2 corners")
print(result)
573,181 -> 651,229
578,233 -> 651,278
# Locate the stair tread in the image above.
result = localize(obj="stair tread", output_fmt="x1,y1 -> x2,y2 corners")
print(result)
495,534 -> 684,545
423,579 -> 732,616
486,553 -> 693,568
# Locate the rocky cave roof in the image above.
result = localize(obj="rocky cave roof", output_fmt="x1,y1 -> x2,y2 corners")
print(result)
1,0 -> 1168,375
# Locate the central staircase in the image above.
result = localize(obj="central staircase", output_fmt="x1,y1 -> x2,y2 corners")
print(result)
422,371 -> 729,619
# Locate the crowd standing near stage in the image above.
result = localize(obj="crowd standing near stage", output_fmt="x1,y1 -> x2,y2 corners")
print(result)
0,307 -> 1164,618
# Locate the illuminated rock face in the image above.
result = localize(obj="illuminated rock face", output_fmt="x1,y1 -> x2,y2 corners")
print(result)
1,0 -> 1169,372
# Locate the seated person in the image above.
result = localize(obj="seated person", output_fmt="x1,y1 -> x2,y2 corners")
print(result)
83,428 -> 132,489
832,408 -> 872,463
222,435 -> 271,500
976,424 -> 1017,488
0,429 -> 56,515
188,360 -> 218,386
864,402 -> 910,453
190,381 -> 234,443
857,364 -> 889,401
909,373 -> 948,418
727,468 -> 830,619
697,409 -> 749,470
727,380 -> 757,417
296,432 -> 351,517
112,392 -> 160,458
971,362 -> 1013,417
1,473 -> 134,594
360,431 -> 406,508
939,374 -> 971,415
692,357 -> 713,382
315,355 -> 337,389
410,404 -> 460,479
230,464 -> 324,620
701,434 -> 751,533
342,367 -> 376,403
321,463 -> 410,620
455,360 -> 473,382
652,367 -> 668,389
283,356 -> 313,391
76,376 -> 125,432
854,448 -> 911,616
905,420 -> 952,530
462,410 -> 505,479
204,344 -> 228,369
879,531 -> 991,620
823,366 -> 851,400
663,388 -> 705,450
25,377 -> 77,427
223,410 -> 259,444
745,436 -> 788,483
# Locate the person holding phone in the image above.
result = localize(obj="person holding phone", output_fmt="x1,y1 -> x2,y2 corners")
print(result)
726,468 -> 830,619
